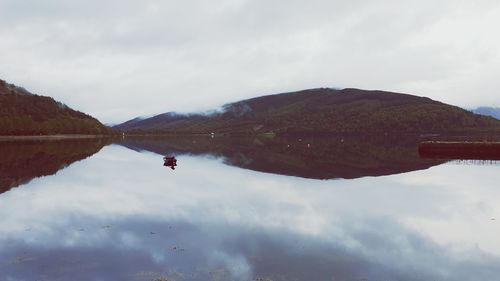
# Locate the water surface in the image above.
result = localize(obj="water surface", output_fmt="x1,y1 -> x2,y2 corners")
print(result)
0,137 -> 499,281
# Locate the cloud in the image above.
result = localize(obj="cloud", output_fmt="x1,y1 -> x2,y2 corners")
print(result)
0,0 -> 499,123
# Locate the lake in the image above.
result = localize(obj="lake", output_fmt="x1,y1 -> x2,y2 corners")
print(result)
1,136 -> 499,281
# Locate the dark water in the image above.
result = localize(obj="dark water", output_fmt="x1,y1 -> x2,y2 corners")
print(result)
0,137 -> 499,281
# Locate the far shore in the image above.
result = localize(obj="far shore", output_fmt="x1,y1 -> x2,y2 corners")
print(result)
0,135 -> 112,141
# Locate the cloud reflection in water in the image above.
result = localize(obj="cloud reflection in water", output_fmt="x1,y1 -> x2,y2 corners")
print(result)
0,145 -> 499,281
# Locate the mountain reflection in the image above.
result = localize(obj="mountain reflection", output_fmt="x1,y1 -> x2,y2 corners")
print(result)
118,136 -> 446,179
1,145 -> 499,281
0,138 -> 111,193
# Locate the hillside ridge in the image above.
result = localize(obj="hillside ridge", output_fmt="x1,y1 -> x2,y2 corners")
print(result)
0,78 -> 113,135
115,88 -> 500,135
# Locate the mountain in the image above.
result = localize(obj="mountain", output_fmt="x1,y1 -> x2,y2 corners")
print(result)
114,113 -> 186,131
0,79 -> 113,135
472,107 -> 500,120
115,88 -> 500,135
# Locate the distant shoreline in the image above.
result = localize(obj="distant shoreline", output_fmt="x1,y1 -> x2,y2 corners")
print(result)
419,141 -> 500,160
0,135 -> 110,141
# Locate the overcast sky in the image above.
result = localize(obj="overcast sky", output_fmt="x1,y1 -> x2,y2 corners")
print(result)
1,0 -> 499,123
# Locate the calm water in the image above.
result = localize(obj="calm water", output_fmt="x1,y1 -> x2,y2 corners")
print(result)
0,137 -> 499,281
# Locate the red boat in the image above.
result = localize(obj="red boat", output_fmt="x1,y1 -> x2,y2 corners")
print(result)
163,156 -> 177,170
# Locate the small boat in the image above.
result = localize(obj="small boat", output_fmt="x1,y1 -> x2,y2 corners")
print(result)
163,156 -> 178,170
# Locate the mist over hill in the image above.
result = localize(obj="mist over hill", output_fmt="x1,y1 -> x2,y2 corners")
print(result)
115,88 -> 500,135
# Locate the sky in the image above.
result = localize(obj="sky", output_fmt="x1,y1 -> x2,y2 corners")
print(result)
0,0 -> 499,124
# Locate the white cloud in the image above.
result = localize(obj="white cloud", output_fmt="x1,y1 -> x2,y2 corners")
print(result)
0,0 -> 499,123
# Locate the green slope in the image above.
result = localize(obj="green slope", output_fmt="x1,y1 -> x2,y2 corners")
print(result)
0,79 -> 113,135
118,88 -> 500,135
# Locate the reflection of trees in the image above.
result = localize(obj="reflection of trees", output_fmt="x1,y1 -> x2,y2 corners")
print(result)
118,136 -> 446,179
0,139 -> 112,193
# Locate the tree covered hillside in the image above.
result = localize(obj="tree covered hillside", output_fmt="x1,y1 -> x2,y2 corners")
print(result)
0,79 -> 113,135
116,88 -> 500,135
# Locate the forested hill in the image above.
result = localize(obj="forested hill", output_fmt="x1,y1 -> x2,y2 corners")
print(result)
0,79 -> 112,135
115,88 -> 500,135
